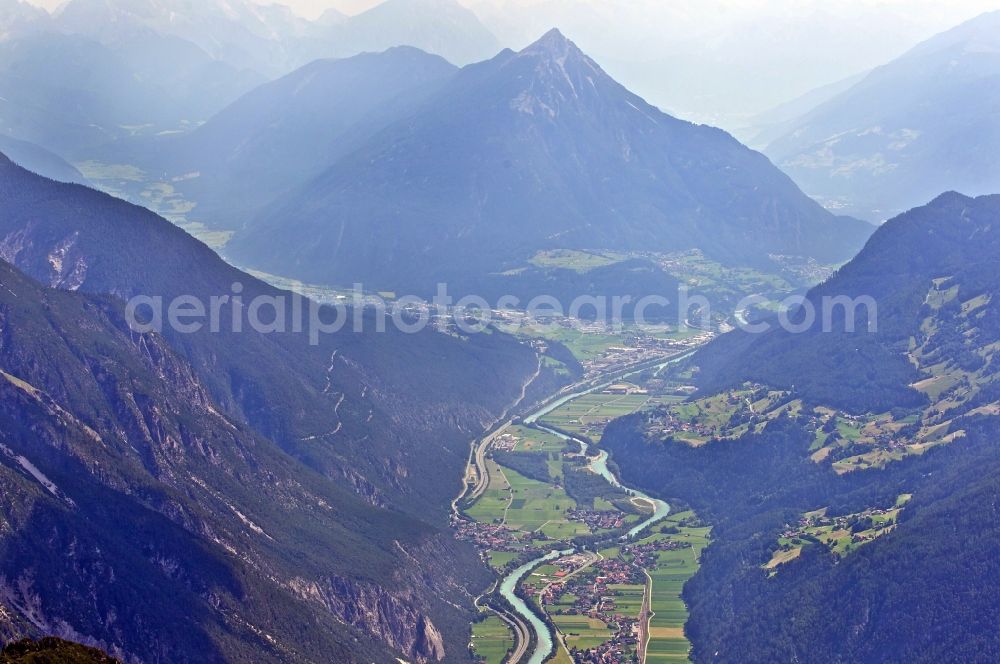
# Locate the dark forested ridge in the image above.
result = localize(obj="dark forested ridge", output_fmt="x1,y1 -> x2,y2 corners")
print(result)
604,412 -> 1000,663
0,638 -> 119,663
0,152 -> 542,516
601,192 -> 1000,663
694,192 -> 1000,414
0,154 -> 557,662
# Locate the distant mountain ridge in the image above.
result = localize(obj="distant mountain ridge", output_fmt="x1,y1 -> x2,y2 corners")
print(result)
46,0 -> 501,74
229,29 -> 872,295
164,46 -> 459,228
0,30 -> 264,157
0,133 -> 87,185
764,10 -> 1000,220
0,0 -> 502,160
316,0 -> 501,66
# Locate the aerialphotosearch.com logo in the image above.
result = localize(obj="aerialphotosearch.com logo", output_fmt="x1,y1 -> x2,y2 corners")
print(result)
124,282 -> 878,345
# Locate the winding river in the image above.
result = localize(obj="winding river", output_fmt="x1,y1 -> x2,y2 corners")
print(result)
495,353 -> 689,662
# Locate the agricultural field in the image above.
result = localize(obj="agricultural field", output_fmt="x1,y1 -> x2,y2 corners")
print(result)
467,463 -> 586,538
541,390 -> 654,439
518,324 -> 630,362
501,465 -> 587,535
609,584 -> 645,616
464,459 -> 513,525
643,514 -> 712,663
809,404 -> 964,474
507,425 -> 568,453
471,616 -> 514,664
657,249 -> 797,296
551,615 -> 614,650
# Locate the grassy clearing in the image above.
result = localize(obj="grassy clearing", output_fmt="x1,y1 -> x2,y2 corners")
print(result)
508,425 -> 567,453
487,550 -> 520,571
766,495 -> 910,572
464,459 -> 512,525
522,325 -> 628,362
528,249 -> 626,273
658,249 -> 795,294
645,386 -> 792,446
471,616 -> 514,664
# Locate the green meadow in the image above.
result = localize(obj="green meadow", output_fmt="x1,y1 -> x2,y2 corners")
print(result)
471,616 -> 514,664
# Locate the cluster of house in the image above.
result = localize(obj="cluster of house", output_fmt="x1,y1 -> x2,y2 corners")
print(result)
584,337 -> 696,379
645,411 -> 717,440
491,432 -> 519,452
625,538 -> 691,570
542,560 -> 644,663
569,632 -> 641,664
452,518 -> 524,553
567,509 -> 627,532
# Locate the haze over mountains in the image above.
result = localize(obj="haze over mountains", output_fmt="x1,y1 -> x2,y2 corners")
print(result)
228,29 -> 870,295
764,10 -> 1000,220
1,1 -> 1000,662
0,0 -> 501,160
33,0 -> 499,73
165,46 -> 458,227
0,30 -> 264,157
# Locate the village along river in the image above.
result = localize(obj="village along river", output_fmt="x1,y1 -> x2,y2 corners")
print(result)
494,355 -> 688,663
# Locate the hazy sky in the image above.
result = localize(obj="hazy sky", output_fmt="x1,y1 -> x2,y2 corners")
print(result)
25,0 -> 1000,22
22,0 -> 1000,124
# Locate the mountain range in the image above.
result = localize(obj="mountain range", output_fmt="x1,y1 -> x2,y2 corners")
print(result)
37,0 -> 499,75
0,153 -> 565,662
226,29 -> 871,296
0,0 -> 502,160
163,46 -> 458,229
764,10 -> 1000,221
309,0 -> 501,68
1,3 -> 997,662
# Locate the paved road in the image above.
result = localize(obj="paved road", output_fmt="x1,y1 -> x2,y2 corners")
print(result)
637,570 -> 654,663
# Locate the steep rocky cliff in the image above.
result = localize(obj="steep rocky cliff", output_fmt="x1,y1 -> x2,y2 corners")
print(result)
0,156 -> 554,662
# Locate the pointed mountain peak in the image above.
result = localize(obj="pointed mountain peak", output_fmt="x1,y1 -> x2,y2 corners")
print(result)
520,27 -> 580,58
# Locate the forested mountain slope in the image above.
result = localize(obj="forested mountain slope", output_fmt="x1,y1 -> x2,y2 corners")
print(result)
601,191 -> 1000,662
0,154 -> 556,662
696,192 -> 1000,415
